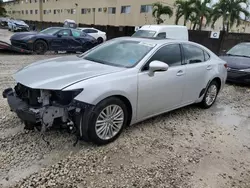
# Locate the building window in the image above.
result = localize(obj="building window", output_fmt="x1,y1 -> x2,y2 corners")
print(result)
35,9 -> 38,14
108,7 -> 116,14
140,5 -> 153,13
26,10 -> 28,14
81,8 -> 91,14
121,6 -> 131,14
81,8 -> 87,14
30,10 -> 33,14
98,8 -> 102,12
71,9 -> 76,14
22,10 -> 24,14
54,9 -> 56,14
43,10 -> 46,14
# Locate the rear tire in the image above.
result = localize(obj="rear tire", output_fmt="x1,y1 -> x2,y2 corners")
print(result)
97,37 -> 104,44
200,80 -> 219,109
34,40 -> 48,54
87,97 -> 128,145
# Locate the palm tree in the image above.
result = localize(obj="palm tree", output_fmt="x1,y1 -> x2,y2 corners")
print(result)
189,13 -> 199,30
193,0 -> 212,30
175,0 -> 195,26
152,2 -> 173,24
211,0 -> 249,32
0,0 -> 7,17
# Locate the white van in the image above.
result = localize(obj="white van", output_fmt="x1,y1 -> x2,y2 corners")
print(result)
132,25 -> 189,41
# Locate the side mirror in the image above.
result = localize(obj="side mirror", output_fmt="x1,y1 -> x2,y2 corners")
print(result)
57,33 -> 62,37
148,60 -> 169,76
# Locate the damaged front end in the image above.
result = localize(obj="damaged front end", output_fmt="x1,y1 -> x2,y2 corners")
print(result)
3,83 -> 92,141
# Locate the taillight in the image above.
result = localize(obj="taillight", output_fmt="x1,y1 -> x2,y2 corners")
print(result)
224,63 -> 227,68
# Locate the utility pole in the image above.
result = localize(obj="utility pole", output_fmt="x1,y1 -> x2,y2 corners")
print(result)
75,2 -> 78,26
39,0 -> 43,21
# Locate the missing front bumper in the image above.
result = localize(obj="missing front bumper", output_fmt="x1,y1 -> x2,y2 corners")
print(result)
3,88 -> 40,123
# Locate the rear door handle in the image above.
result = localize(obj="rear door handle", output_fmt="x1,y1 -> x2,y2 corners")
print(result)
207,65 -> 212,70
176,70 -> 184,76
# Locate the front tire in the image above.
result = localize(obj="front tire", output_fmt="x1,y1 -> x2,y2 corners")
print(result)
34,40 -> 48,54
88,97 -> 128,145
200,80 -> 219,109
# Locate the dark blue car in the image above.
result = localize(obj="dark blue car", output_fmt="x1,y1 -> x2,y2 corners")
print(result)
10,27 -> 98,54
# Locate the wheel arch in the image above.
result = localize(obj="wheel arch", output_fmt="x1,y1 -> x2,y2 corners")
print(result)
34,38 -> 49,48
199,77 -> 222,98
93,94 -> 133,126
212,77 -> 222,92
112,95 -> 133,126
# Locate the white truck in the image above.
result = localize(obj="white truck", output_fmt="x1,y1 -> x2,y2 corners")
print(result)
132,25 -> 189,41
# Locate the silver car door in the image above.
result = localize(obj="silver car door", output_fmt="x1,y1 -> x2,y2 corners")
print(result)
181,43 -> 211,104
137,44 -> 186,120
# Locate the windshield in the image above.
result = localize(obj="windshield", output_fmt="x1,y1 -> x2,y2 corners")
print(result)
40,28 -> 61,35
227,43 -> 250,57
132,30 -> 156,38
82,40 -> 155,67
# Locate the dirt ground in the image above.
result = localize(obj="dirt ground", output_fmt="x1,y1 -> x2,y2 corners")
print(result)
1,29 -> 250,188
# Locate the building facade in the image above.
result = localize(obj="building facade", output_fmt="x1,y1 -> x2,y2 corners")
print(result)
4,0 -> 250,33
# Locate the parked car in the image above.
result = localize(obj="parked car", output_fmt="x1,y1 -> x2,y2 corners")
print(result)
77,27 -> 107,43
10,27 -> 98,54
132,25 -> 189,41
220,42 -> 250,84
0,17 -> 10,28
3,37 -> 227,145
8,19 -> 29,32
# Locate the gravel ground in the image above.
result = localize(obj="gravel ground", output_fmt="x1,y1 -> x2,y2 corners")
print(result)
1,29 -> 250,188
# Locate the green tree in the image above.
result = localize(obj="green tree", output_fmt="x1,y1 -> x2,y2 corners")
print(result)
189,13 -> 199,30
0,0 -> 7,17
175,0 -> 195,26
152,2 -> 173,24
211,0 -> 249,32
193,0 -> 212,30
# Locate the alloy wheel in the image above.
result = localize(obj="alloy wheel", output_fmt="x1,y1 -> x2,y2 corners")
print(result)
95,105 -> 124,140
205,84 -> 217,106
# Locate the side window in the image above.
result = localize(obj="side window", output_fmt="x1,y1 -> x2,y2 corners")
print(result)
204,51 -> 210,61
143,44 -> 182,70
84,29 -> 97,33
88,29 -> 98,33
182,44 -> 205,64
58,29 -> 71,36
83,29 -> 90,33
72,30 -> 81,37
156,32 -> 166,38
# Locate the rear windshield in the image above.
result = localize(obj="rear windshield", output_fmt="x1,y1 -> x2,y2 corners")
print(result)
132,30 -> 156,37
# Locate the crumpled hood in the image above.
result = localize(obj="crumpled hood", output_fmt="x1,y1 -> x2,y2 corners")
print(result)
220,55 -> 250,69
14,55 -> 125,90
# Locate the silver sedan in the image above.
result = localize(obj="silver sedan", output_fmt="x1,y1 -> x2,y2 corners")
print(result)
3,37 -> 227,145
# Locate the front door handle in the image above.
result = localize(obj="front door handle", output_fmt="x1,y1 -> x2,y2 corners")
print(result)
207,65 -> 212,70
176,70 -> 184,76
